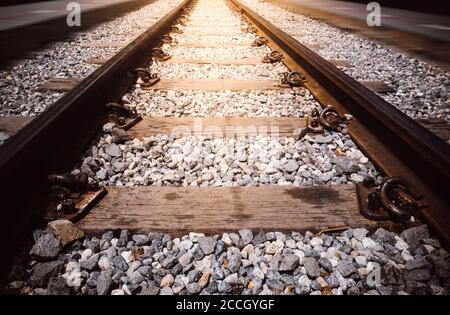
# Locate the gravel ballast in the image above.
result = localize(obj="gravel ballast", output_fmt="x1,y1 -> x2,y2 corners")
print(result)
6,221 -> 449,295
75,127 -> 379,187
123,88 -> 319,117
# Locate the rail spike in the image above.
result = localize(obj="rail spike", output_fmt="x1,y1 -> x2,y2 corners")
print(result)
356,176 -> 429,223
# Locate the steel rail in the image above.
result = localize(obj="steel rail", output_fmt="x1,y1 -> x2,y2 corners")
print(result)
230,0 -> 450,245
0,0 -> 192,282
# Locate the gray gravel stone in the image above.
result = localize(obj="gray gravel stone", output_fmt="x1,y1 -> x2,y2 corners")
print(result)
29,261 -> 64,288
113,256 -> 128,271
401,225 -> 430,249
161,256 -> 177,269
105,144 -> 121,157
97,272 -> 113,295
318,258 -> 332,273
160,287 -> 174,295
215,241 -> 227,256
46,277 -> 70,295
278,254 -> 300,272
352,228 -> 369,241
405,257 -> 428,271
347,286 -> 361,295
139,286 -> 160,295
303,257 -> 320,278
129,271 -> 145,285
227,248 -> 242,273
106,246 -> 117,260
30,232 -> 62,260
178,253 -> 194,267
186,283 -> 202,294
180,239 -> 193,251
283,159 -> 299,172
188,270 -> 201,283
198,236 -> 216,255
337,261 -> 357,277
239,229 -> 253,245
81,251 -> 98,267
266,278 -> 284,292
252,230 -> 266,245
218,281 -> 232,293
132,234 -> 149,246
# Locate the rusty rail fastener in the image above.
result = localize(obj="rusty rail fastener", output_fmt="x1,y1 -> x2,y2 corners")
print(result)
48,172 -> 95,213
46,172 -> 106,221
246,26 -> 257,33
252,36 -> 268,47
262,50 -> 283,63
356,176 -> 429,223
152,47 -> 171,61
279,71 -> 305,88
105,102 -> 142,130
319,105 -> 350,132
295,105 -> 351,139
133,68 -> 160,87
170,25 -> 183,34
161,34 -> 174,43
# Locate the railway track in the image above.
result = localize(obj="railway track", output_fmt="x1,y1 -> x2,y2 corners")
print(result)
1,0 -> 449,295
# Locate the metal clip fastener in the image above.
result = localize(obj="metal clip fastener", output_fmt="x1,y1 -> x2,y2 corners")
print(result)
295,105 -> 350,139
161,34 -> 174,43
170,26 -> 183,34
319,105 -> 349,132
133,68 -> 160,87
151,47 -> 171,61
279,71 -> 305,88
356,176 -> 428,223
46,172 -> 107,222
252,36 -> 268,47
262,51 -> 283,63
246,26 -> 257,33
106,102 -> 142,130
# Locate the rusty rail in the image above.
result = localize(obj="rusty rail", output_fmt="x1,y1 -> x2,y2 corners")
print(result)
230,0 -> 450,246
0,0 -> 192,283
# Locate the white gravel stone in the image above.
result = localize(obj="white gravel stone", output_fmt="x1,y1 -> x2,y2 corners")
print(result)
75,132 -> 380,188
123,89 -> 318,118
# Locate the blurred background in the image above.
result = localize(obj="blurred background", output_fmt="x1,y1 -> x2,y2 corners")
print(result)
1,0 -> 448,15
